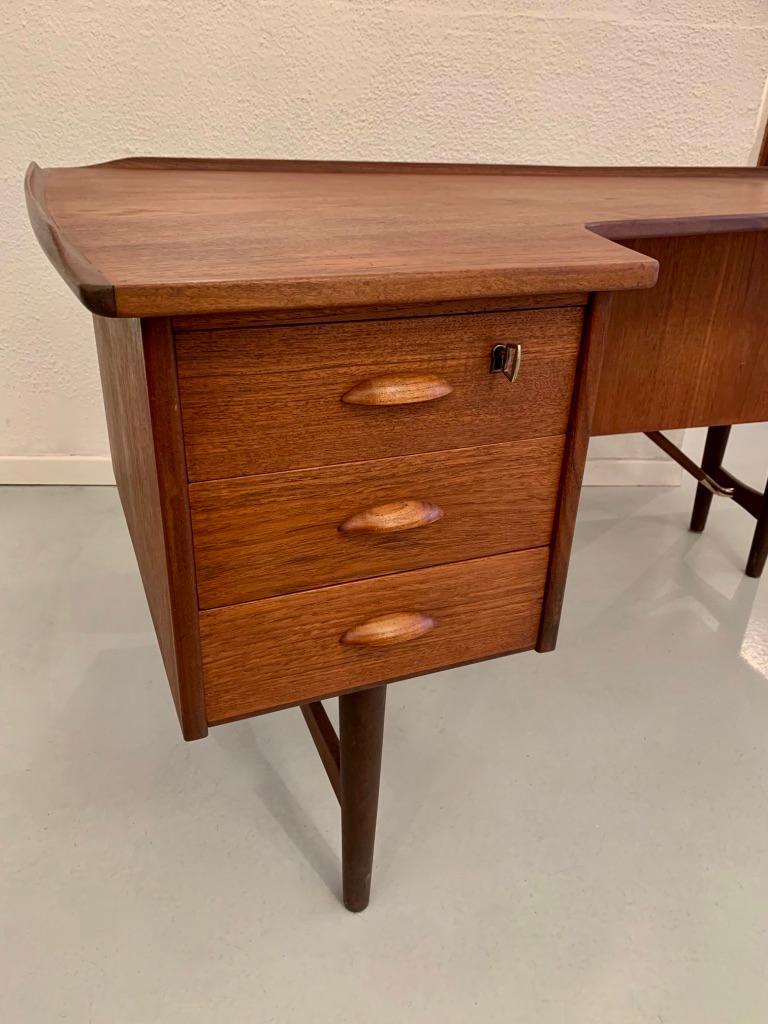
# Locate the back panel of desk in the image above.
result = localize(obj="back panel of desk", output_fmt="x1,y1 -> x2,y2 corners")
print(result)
592,231 -> 768,435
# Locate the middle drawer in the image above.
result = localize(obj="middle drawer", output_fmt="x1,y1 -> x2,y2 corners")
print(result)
190,436 -> 564,608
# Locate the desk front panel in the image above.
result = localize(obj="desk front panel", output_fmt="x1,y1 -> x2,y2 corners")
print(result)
96,298 -> 591,731
172,303 -> 586,720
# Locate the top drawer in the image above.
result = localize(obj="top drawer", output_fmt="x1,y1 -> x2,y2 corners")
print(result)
176,307 -> 583,481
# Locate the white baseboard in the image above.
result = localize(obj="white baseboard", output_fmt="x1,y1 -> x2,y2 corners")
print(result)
583,458 -> 683,486
0,456 -> 115,485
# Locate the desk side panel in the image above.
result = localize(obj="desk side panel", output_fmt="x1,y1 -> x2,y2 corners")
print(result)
593,231 -> 768,434
94,316 -> 207,739
537,293 -> 613,651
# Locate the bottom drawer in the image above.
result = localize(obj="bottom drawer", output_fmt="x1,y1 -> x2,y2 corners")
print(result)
201,547 -> 548,723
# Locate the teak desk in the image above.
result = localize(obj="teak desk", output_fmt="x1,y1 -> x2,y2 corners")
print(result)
26,159 -> 768,911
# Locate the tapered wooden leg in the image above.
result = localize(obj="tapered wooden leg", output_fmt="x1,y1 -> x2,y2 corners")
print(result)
339,685 -> 386,912
690,425 -> 732,532
746,476 -> 768,578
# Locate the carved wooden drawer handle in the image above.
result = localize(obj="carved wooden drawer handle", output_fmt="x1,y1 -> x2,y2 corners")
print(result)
340,611 -> 436,647
338,499 -> 444,536
341,374 -> 453,406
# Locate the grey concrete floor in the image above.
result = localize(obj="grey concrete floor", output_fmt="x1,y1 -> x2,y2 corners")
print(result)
2,426 -> 768,1023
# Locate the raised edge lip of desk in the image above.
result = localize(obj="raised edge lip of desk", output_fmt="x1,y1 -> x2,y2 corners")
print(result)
28,157 -> 768,318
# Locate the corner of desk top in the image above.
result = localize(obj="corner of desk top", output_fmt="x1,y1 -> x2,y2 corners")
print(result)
25,161 -> 118,318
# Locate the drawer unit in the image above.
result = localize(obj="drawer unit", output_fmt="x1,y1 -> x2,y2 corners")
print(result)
176,307 -> 583,480
201,547 -> 549,722
190,436 -> 565,608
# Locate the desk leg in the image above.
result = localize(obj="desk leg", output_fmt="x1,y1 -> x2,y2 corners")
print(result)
339,685 -> 387,912
690,425 -> 731,532
746,477 -> 768,578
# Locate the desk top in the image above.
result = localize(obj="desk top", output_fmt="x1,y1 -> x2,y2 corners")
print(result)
26,158 -> 768,317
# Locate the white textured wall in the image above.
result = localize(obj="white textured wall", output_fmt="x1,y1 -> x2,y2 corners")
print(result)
4,1 -> 768,481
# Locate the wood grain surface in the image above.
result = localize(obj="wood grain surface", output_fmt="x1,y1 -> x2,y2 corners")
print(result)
189,436 -> 564,607
94,316 -> 207,738
170,293 -> 589,332
201,547 -> 548,722
177,307 -> 582,480
26,157 -> 768,316
593,231 -> 768,433
538,294 -> 613,652
25,164 -> 115,316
